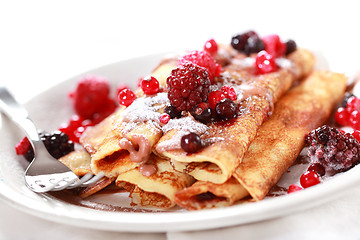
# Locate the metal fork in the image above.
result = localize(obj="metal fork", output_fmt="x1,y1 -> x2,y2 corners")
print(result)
0,87 -> 104,192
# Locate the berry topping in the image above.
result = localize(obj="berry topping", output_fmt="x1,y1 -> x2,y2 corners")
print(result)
15,137 -> 31,155
178,50 -> 221,82
191,102 -> 213,123
305,125 -> 360,175
262,34 -> 286,58
59,115 -> 94,143
116,84 -> 130,97
167,62 -> 210,111
164,105 -> 182,119
118,88 -> 137,107
307,163 -> 326,177
208,90 -> 226,109
255,50 -> 278,74
159,113 -> 171,124
341,92 -> 355,108
23,131 -> 74,162
203,38 -> 218,55
243,35 -> 265,56
346,96 -> 360,113
287,184 -> 302,194
334,107 -> 349,126
285,39 -> 297,55
70,76 -> 112,119
349,110 -> 360,130
220,85 -> 237,101
215,98 -> 237,120
140,76 -> 160,95
300,171 -> 320,188
181,132 -> 202,153
231,31 -> 258,51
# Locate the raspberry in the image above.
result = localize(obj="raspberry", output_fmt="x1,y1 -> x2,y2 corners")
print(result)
334,107 -> 349,126
118,88 -> 137,107
305,125 -> 360,176
350,130 -> 360,143
167,62 -> 210,111
287,184 -> 302,194
15,137 -> 31,155
262,34 -> 286,58
300,171 -> 320,188
181,132 -> 202,153
23,131 -> 74,162
178,50 -> 221,83
255,50 -> 278,74
204,38 -> 218,55
208,90 -> 226,109
71,76 -> 111,119
140,76 -> 159,95
220,86 -> 237,101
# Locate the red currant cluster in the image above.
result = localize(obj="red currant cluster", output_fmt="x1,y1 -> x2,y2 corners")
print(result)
335,95 -> 360,129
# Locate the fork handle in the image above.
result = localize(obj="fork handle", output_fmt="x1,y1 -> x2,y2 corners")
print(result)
0,87 -> 41,142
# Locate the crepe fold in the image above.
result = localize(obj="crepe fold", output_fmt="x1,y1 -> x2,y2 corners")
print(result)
155,49 -> 315,184
174,70 -> 347,210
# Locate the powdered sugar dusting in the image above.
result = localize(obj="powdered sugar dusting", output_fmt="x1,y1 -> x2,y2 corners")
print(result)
120,92 -> 169,134
156,116 -> 209,152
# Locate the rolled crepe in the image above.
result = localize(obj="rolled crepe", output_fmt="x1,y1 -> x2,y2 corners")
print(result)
155,49 -> 315,184
174,70 -> 347,210
116,154 -> 194,209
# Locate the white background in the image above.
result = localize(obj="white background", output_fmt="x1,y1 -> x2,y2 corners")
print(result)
1,0 -> 360,239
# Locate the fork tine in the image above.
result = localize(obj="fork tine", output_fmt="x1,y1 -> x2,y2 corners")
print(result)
69,172 -> 105,188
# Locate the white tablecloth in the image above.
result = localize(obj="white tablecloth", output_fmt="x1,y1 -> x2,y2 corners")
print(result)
1,1 -> 360,239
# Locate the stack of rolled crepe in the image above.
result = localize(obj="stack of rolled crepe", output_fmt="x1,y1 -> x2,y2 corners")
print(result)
58,45 -> 346,210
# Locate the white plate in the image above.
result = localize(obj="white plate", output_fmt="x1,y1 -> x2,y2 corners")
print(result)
1,53 -> 360,232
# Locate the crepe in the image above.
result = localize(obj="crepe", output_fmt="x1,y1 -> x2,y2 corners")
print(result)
116,154 -> 194,209
155,49 -> 315,184
174,70 -> 347,210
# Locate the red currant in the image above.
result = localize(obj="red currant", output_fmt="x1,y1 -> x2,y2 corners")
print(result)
350,130 -> 360,143
208,90 -> 226,109
287,184 -> 302,194
346,96 -> 360,112
220,86 -> 237,101
334,107 -> 349,126
116,84 -> 130,97
159,113 -> 170,124
204,38 -> 218,55
140,76 -> 159,95
300,171 -> 320,188
349,110 -> 360,130
255,50 -> 278,74
118,89 -> 136,107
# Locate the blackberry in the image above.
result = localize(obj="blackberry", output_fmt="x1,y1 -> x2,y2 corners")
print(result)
24,131 -> 74,162
305,125 -> 360,176
215,98 -> 237,120
167,62 -> 210,112
243,36 -> 265,55
285,39 -> 297,55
